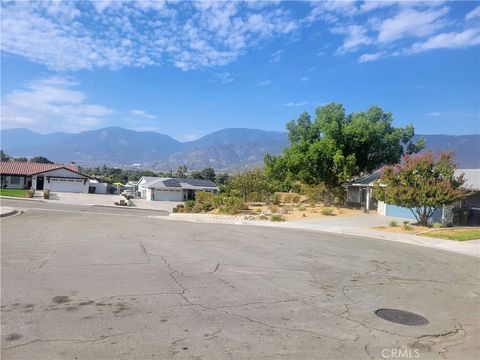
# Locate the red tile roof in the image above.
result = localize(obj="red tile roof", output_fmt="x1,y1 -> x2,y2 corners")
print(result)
0,162 -> 80,176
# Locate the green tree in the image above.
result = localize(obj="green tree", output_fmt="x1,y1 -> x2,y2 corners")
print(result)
0,150 -> 10,162
227,168 -> 269,203
14,157 -> 28,162
175,165 -> 188,178
200,167 -> 216,182
265,103 -> 424,205
30,156 -> 54,164
215,172 -> 229,186
190,168 -> 216,182
374,152 -> 466,226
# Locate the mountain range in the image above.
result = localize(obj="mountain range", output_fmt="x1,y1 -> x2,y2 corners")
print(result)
1,127 -> 478,171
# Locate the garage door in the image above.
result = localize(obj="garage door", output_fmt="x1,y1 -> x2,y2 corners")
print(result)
49,178 -> 86,193
152,189 -> 183,201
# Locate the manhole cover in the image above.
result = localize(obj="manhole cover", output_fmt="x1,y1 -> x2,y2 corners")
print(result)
375,309 -> 429,326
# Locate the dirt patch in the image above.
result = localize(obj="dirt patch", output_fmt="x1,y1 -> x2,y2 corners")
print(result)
372,225 -> 430,234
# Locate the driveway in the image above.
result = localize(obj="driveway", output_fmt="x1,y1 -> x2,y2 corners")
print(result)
48,192 -> 180,212
1,201 -> 478,359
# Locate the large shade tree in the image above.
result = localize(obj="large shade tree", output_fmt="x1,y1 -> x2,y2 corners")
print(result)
374,152 -> 466,226
265,103 -> 425,205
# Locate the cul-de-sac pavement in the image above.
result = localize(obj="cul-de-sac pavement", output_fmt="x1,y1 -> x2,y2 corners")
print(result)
1,199 -> 479,359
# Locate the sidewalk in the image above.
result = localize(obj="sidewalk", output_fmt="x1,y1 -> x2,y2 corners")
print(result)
167,213 -> 480,257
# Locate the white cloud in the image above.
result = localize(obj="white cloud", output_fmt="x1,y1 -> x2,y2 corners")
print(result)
212,72 -> 234,84
322,2 -> 478,62
358,51 -> 386,63
301,76 -> 309,81
1,77 -> 114,133
176,134 -> 200,142
377,7 -> 449,43
270,49 -> 283,63
409,28 -> 480,53
130,109 -> 157,119
332,25 -> 372,52
0,1 -> 299,71
426,112 -> 442,116
283,101 -> 308,107
257,80 -> 271,87
466,6 -> 480,20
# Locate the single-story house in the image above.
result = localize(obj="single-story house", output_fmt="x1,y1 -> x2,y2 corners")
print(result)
0,162 -> 90,193
137,177 -> 218,201
345,168 -> 480,225
345,170 -> 381,211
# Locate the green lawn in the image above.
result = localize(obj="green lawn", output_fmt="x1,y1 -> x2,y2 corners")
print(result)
423,228 -> 480,241
0,189 -> 29,198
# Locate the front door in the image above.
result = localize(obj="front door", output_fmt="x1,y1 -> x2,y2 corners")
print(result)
36,176 -> 44,190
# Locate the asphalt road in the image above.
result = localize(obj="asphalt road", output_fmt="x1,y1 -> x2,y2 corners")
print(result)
1,200 -> 479,359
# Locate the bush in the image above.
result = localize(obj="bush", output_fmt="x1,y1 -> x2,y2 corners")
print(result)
297,205 -> 306,211
43,190 -> 50,200
247,192 -> 264,202
195,192 -> 215,212
292,195 -> 301,203
270,214 -> 285,222
321,207 -> 333,216
27,189 -> 35,198
284,194 -> 293,203
255,208 -> 262,213
184,200 -> 195,212
218,196 -> 243,215
403,223 -> 414,231
280,206 -> 291,214
270,205 -> 279,213
389,220 -> 397,227
433,222 -> 442,228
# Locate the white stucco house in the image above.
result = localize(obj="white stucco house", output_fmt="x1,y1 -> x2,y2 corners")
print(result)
0,162 -> 90,193
137,177 -> 218,201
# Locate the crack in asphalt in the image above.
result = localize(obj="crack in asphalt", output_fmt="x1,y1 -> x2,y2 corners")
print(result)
4,333 -> 125,350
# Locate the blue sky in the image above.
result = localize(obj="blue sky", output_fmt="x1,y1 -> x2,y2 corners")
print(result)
1,1 -> 479,140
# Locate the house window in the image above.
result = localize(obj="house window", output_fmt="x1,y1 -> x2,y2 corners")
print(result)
10,176 -> 21,185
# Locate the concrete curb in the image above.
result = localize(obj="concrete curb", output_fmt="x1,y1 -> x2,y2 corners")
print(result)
93,204 -> 169,213
0,208 -> 19,218
0,196 -> 44,202
166,213 -> 479,258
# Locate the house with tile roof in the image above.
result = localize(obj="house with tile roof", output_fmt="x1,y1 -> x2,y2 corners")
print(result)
0,162 -> 90,193
137,176 -> 218,201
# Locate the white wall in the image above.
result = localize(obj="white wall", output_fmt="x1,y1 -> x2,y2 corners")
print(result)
90,181 -> 108,194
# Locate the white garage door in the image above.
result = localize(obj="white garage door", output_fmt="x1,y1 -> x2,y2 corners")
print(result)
152,189 -> 183,201
49,178 -> 85,193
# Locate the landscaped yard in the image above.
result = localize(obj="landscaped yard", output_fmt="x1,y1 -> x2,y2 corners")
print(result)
0,189 -> 28,198
422,228 -> 480,241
